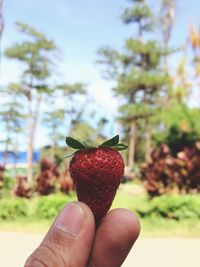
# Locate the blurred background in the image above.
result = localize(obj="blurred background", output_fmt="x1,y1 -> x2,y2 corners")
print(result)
0,0 -> 200,266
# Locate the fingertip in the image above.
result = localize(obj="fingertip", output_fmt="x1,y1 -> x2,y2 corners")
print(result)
88,208 -> 140,267
107,208 -> 141,240
53,201 -> 95,238
75,201 -> 95,225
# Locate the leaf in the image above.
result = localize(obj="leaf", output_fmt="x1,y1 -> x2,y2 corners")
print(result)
65,137 -> 85,149
100,135 -> 119,147
113,144 -> 128,151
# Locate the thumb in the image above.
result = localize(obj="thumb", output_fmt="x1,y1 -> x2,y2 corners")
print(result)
25,202 -> 95,267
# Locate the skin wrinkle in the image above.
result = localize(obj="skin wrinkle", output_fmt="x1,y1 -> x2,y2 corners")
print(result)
40,244 -> 66,267
30,259 -> 48,267
45,225 -> 76,251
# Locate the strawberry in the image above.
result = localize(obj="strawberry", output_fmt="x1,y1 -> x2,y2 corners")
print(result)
65,135 -> 127,223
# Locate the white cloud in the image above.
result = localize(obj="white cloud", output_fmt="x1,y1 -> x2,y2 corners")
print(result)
87,80 -> 119,115
0,58 -> 22,85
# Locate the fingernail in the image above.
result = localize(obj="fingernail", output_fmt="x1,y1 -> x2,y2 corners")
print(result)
55,203 -> 85,237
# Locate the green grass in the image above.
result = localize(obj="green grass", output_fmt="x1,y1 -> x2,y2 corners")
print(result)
140,217 -> 200,237
112,184 -> 200,237
0,183 -> 200,237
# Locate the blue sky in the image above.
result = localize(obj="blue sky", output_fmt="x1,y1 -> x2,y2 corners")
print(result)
1,0 -> 200,148
3,0 -> 200,84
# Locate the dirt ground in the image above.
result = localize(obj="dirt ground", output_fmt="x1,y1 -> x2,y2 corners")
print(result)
0,231 -> 199,267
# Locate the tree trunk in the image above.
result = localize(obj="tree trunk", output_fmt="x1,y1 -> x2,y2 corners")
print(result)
50,131 -> 56,163
27,109 -> 34,182
3,141 -> 9,165
27,93 -> 42,182
145,118 -> 152,162
164,44 -> 168,72
128,120 -> 136,169
3,119 -> 11,165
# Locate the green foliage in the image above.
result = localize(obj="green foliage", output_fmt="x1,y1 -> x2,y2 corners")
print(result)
0,84 -> 25,157
166,126 -> 200,156
2,176 -> 15,191
122,0 -> 154,31
69,121 -> 105,145
125,39 -> 161,68
5,22 -> 56,80
0,198 -> 28,220
137,194 -> 200,220
56,83 -> 86,95
153,104 -> 200,155
36,194 -> 75,219
98,0 -> 173,165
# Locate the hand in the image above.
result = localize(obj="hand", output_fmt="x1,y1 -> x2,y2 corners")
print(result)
25,202 -> 140,267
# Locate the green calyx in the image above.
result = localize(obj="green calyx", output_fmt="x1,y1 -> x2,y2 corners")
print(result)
65,135 -> 128,157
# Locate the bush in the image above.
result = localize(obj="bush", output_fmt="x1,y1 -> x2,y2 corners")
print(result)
3,175 -> 15,191
59,169 -> 74,194
36,194 -> 75,219
15,175 -> 31,198
141,144 -> 174,196
0,165 -> 5,190
141,143 -> 200,196
0,176 -> 16,198
0,198 -> 28,220
36,159 -> 60,195
137,194 -> 200,220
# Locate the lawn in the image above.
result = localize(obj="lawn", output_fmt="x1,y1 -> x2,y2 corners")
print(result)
0,183 -> 200,237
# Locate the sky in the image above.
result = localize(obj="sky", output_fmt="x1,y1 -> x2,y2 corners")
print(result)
1,0 -> 200,149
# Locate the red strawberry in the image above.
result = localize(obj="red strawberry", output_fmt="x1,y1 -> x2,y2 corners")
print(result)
66,135 -> 127,223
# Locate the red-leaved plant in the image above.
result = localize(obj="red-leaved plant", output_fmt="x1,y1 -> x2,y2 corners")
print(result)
36,159 -> 60,195
15,175 -> 31,198
59,168 -> 74,194
0,165 -> 5,190
141,142 -> 200,196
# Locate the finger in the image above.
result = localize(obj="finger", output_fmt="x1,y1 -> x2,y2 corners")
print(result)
25,202 -> 95,267
88,208 -> 140,267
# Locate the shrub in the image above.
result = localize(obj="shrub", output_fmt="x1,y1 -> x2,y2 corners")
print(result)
36,159 -> 60,195
15,176 -> 31,198
137,194 -> 200,220
59,169 -> 74,194
171,143 -> 200,193
36,194 -> 75,219
0,175 -> 16,198
141,144 -> 175,197
0,198 -> 28,220
0,165 -> 5,190
141,143 -> 200,196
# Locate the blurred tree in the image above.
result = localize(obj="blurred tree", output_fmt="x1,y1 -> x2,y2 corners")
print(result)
43,108 -> 66,163
0,0 -> 4,71
56,82 -> 86,125
0,83 -> 25,165
159,0 -> 176,70
189,21 -> 200,101
4,22 -> 57,181
98,0 -> 171,166
154,103 -> 200,155
69,121 -> 97,143
43,82 -> 86,162
69,119 -> 107,146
